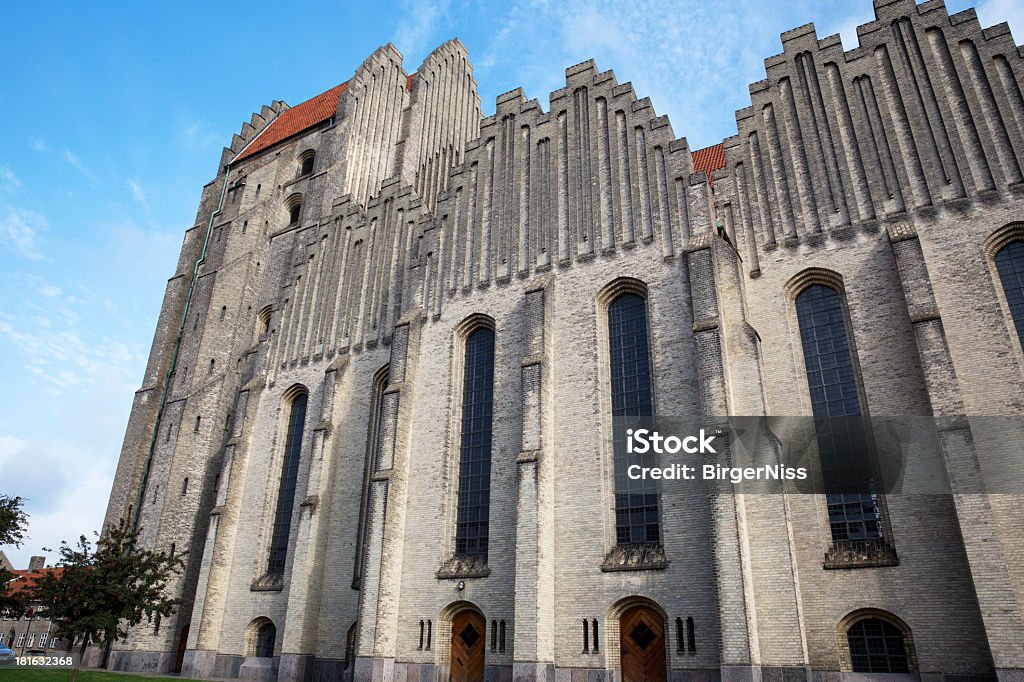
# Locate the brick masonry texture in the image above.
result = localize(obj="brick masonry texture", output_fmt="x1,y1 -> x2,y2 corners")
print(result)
102,3 -> 1024,682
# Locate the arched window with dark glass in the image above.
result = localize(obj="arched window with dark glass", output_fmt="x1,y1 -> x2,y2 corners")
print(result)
455,327 -> 495,557
267,390 -> 307,575
795,284 -> 881,546
995,241 -> 1024,349
847,618 -> 909,673
255,622 -> 276,658
609,292 -> 658,546
299,150 -> 316,177
353,367 -> 388,588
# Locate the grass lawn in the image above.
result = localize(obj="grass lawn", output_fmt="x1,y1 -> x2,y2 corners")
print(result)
0,671 -> 197,682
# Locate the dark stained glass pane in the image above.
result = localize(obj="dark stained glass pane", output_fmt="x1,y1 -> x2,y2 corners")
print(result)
795,285 -> 882,544
268,393 -> 307,575
996,241 -> 1024,349
609,293 -> 659,545
255,623 -> 276,658
847,619 -> 909,673
455,328 -> 494,556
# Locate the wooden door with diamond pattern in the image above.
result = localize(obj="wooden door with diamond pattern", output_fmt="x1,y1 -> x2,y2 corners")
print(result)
620,605 -> 667,682
450,609 -> 486,682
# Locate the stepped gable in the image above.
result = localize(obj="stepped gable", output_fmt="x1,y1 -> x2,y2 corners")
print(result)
234,82 -> 349,162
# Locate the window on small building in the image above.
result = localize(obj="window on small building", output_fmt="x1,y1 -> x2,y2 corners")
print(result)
38,633 -> 47,648
847,618 -> 909,673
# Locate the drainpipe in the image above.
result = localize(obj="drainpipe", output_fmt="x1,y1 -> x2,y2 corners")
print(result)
130,162 -> 232,535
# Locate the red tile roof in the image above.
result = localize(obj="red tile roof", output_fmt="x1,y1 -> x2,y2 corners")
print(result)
691,143 -> 726,187
5,568 -> 64,597
234,82 -> 349,162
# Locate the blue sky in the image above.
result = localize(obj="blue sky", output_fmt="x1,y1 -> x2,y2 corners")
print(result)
0,0 -> 1020,567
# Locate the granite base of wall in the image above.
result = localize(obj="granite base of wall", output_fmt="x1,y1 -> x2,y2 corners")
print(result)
104,649 -> 176,675
182,649 -> 219,679
279,653 -> 316,682
239,655 -> 281,682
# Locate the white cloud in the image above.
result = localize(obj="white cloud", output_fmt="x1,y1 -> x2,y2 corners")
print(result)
0,206 -> 47,261
126,177 -> 149,211
62,149 -> 98,182
822,6 -> 876,50
177,121 -> 219,153
28,138 -> 48,152
39,284 -> 62,298
0,434 -> 115,567
0,165 -> 21,194
392,0 -> 453,66
976,0 -> 1024,43
473,0 -> 777,148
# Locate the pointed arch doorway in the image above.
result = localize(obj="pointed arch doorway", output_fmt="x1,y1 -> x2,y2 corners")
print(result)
450,608 -> 486,682
620,604 -> 667,682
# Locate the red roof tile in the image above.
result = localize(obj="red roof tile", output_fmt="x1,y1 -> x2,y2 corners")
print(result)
691,143 -> 726,187
235,82 -> 349,162
5,568 -> 64,596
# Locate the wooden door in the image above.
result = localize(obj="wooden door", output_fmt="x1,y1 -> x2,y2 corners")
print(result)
450,610 -> 486,682
620,606 -> 667,682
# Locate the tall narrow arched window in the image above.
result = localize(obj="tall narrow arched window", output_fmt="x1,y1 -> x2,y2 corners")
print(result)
267,390 -> 307,575
455,327 -> 495,557
847,618 -> 909,673
995,241 -> 1024,349
608,292 -> 658,546
795,284 -> 882,546
353,366 -> 388,588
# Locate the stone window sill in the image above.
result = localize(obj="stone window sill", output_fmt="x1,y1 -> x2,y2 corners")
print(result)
250,572 -> 284,591
601,543 -> 669,572
437,554 -> 491,579
823,540 -> 899,570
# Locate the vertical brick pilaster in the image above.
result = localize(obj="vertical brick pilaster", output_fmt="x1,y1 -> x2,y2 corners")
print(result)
513,281 -> 556,678
889,225 -> 1024,674
356,314 -> 422,672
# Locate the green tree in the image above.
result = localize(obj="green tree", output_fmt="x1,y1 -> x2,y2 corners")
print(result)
0,495 -> 28,548
0,494 -> 29,619
32,517 -> 184,681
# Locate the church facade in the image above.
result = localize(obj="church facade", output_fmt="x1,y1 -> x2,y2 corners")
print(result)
102,1 -> 1024,681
